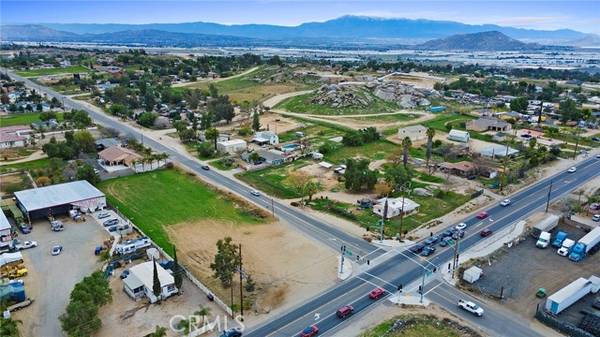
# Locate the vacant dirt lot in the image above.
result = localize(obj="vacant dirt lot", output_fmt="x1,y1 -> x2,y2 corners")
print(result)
166,219 -> 337,319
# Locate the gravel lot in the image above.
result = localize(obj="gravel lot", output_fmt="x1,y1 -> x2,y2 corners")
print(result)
13,214 -> 109,337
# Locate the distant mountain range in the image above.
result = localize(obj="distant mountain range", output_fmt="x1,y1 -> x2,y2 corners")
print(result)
2,16 -> 599,49
418,31 -> 540,51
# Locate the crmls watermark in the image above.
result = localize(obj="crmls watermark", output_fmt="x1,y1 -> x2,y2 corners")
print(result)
169,314 -> 246,335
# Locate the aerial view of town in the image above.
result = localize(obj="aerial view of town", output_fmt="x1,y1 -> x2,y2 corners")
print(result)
0,1 -> 599,337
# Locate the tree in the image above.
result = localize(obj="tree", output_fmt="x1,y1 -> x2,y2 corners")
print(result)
40,111 -> 57,121
205,127 -> 219,150
200,112 -> 212,130
401,137 -> 412,168
197,142 -> 216,158
0,318 -> 21,337
76,163 -> 100,185
244,275 -> 256,292
210,237 -> 240,288
152,259 -> 162,302
373,181 -> 393,197
36,176 -> 51,186
510,96 -> 528,113
288,172 -> 321,202
73,130 -> 96,154
267,55 -> 283,66
172,245 -> 183,290
559,98 -> 581,122
208,83 -> 219,98
178,128 -> 196,144
384,164 -> 413,190
149,326 -> 167,337
425,128 -> 435,173
194,306 -> 211,327
137,112 -> 157,128
251,111 -> 261,131
343,159 -> 377,192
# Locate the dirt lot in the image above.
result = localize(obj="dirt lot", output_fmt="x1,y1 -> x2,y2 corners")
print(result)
13,215 -> 109,337
166,219 -> 337,321
470,222 -> 599,319
96,266 -> 224,337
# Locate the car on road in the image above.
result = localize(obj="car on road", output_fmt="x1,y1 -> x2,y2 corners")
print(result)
409,243 -> 425,254
51,245 -> 63,256
439,237 -> 454,247
455,222 -> 467,231
420,246 -> 436,256
369,287 -> 385,300
452,230 -> 465,240
441,229 -> 454,238
97,212 -> 111,219
423,235 -> 439,246
219,328 -> 242,337
250,189 -> 261,197
480,229 -> 493,237
567,166 -> 577,173
201,165 -> 210,170
300,324 -> 319,337
476,211 -> 489,220
500,199 -> 511,207
103,218 -> 119,227
18,223 -> 32,234
593,214 -> 600,222
336,305 -> 354,318
16,240 -> 38,250
458,299 -> 484,317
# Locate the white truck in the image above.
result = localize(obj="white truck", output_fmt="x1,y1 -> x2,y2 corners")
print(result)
557,238 -> 575,256
536,231 -> 551,248
458,299 -> 484,317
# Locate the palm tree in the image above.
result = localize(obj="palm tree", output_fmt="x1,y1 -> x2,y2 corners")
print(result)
150,326 -> 167,337
194,306 -> 212,327
425,128 -> 435,173
205,127 -> 219,150
401,137 -> 412,168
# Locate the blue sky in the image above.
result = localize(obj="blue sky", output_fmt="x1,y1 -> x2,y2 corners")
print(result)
2,1 -> 600,34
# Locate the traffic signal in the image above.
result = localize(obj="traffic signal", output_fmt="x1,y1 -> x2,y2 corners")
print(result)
398,284 -> 403,292
418,285 -> 423,294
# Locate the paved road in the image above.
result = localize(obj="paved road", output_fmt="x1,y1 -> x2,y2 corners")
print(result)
7,68 -> 600,337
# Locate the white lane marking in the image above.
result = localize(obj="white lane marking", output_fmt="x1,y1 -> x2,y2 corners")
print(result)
362,272 -> 398,289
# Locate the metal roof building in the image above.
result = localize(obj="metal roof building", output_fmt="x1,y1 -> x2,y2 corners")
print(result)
14,181 -> 106,222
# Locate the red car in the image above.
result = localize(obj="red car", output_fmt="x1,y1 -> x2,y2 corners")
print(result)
476,211 -> 489,219
300,324 -> 319,337
480,229 -> 493,237
369,287 -> 385,300
336,305 -> 354,319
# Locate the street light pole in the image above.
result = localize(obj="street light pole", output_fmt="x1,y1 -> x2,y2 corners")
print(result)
545,180 -> 553,213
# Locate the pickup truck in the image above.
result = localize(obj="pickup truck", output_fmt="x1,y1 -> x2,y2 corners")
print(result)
458,299 -> 484,317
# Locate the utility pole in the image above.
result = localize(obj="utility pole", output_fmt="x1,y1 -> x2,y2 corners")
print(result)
271,198 -> 275,217
419,271 -> 426,304
340,245 -> 346,274
452,235 -> 460,278
238,244 -> 244,319
573,128 -> 580,160
398,182 -> 411,242
545,180 -> 553,213
380,198 -> 388,242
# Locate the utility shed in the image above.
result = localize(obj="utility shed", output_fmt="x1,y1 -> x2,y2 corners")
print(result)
545,275 -> 600,315
463,266 -> 483,284
14,181 -> 106,222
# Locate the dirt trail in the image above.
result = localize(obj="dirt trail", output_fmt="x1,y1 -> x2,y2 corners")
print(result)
173,66 -> 261,88
0,150 -> 47,166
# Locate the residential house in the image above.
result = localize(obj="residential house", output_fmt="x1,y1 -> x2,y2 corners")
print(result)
397,125 -> 428,142
0,126 -> 31,149
257,149 -> 285,165
373,197 -> 420,219
98,146 -> 142,167
123,261 -> 178,303
439,161 -> 478,178
252,131 -> 279,145
466,117 -> 512,132
479,145 -> 519,158
217,139 -> 247,154
0,210 -> 13,249
447,129 -> 470,143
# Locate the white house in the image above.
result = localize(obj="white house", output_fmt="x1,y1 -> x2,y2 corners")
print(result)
447,129 -> 470,143
123,261 -> 178,303
398,125 -> 428,142
372,197 -> 420,219
252,131 -> 279,145
216,139 -> 247,154
0,126 -> 31,149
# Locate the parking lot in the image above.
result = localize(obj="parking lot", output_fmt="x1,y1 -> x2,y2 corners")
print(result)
470,223 -> 599,320
12,213 -> 109,337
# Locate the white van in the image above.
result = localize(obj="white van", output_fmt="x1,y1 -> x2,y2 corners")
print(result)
536,231 -> 551,248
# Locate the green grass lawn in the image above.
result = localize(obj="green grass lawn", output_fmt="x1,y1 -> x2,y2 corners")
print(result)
360,315 -> 465,337
278,122 -> 345,143
16,65 -> 90,77
236,160 -> 312,199
0,112 -> 64,127
344,112 -> 423,122
324,140 -> 402,164
421,112 -> 476,133
0,158 -> 50,174
276,90 -> 401,116
98,169 -> 266,250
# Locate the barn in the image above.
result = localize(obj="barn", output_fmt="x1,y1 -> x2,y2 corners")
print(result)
14,181 -> 106,222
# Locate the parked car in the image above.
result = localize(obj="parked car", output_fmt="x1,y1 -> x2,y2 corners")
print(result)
423,235 -> 439,245
409,243 -> 425,254
300,325 -> 319,337
369,287 -> 385,300
336,305 -> 354,319
97,212 -> 111,219
103,219 -> 119,227
201,165 -> 210,171
107,225 -> 118,232
458,299 -> 484,317
16,240 -> 38,250
220,328 -> 242,337
51,245 -> 63,256
18,223 -> 32,234
120,269 -> 130,280
480,229 -> 493,237
452,230 -> 465,240
455,222 -> 467,231
593,214 -> 600,222
476,211 -> 489,220
441,229 -> 454,238
500,199 -> 511,207
250,190 -> 261,197
439,237 -> 454,247
567,166 -> 577,173
420,246 -> 436,256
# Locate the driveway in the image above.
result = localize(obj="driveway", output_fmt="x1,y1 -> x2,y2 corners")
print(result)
13,215 -> 109,337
